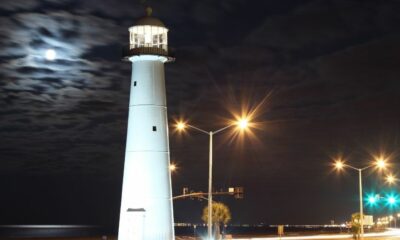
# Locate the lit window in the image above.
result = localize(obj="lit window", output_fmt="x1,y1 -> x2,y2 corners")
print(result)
153,35 -> 158,45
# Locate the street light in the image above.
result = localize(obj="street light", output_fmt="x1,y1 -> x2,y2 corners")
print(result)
169,163 -> 177,172
237,118 -> 248,130
176,118 -> 250,240
176,122 -> 186,131
386,174 -> 397,185
333,157 -> 388,239
334,160 -> 344,170
376,158 -> 387,169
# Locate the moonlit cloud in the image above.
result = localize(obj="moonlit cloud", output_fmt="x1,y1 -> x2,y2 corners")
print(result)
0,2 -> 133,176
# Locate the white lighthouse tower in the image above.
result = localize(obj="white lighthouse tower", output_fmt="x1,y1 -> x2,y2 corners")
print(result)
118,7 -> 175,240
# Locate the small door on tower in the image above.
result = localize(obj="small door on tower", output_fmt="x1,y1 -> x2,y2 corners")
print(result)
125,208 -> 146,240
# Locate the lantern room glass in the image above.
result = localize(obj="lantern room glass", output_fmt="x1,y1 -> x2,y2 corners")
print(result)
129,25 -> 168,52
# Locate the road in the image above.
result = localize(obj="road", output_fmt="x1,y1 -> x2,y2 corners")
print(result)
224,229 -> 400,240
175,229 -> 400,240
174,237 -> 400,240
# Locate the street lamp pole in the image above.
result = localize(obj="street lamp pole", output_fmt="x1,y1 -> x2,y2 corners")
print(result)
176,121 -> 248,240
208,131 -> 213,240
343,165 -> 368,239
358,169 -> 364,238
345,165 -> 366,239
334,158 -> 387,240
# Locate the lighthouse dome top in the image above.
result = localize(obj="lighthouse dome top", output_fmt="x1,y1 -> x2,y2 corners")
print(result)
135,16 -> 165,27
125,6 -> 170,59
132,6 -> 166,28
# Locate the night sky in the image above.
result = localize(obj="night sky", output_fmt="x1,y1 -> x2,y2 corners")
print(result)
1,0 -> 400,230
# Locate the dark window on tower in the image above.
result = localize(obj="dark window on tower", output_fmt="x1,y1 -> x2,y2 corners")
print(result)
152,126 -> 157,131
133,81 -> 137,86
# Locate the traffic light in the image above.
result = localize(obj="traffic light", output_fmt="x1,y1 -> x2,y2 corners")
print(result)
366,194 -> 380,206
385,193 -> 398,207
234,187 -> 244,199
368,196 -> 377,204
388,196 -> 396,205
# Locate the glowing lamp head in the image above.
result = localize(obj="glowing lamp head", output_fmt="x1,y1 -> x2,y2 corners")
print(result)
237,118 -> 249,130
386,174 -> 396,184
169,164 -> 176,172
376,158 -> 387,170
176,122 -> 186,131
334,160 -> 344,170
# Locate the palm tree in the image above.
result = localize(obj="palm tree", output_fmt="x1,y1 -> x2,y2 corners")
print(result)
351,213 -> 361,239
202,202 -> 231,240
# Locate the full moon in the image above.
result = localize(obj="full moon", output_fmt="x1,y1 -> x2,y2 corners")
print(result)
45,49 -> 56,61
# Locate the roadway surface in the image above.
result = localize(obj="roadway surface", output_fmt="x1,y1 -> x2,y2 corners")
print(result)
221,228 -> 400,240
233,237 -> 400,240
174,229 -> 400,240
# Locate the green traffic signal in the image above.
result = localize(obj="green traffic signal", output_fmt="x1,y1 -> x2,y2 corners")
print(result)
366,194 -> 379,206
388,196 -> 396,205
385,193 -> 399,207
366,193 -> 400,207
368,196 -> 377,204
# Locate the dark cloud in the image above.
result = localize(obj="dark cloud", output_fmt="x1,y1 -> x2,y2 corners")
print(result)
0,0 -> 40,11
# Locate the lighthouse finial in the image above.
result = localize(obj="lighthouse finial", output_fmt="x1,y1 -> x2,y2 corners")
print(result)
146,6 -> 153,16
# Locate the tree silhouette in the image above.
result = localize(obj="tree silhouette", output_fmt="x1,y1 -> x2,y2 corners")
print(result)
351,212 -> 361,239
202,202 -> 231,239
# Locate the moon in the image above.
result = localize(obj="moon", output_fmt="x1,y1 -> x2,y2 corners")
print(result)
45,49 -> 56,61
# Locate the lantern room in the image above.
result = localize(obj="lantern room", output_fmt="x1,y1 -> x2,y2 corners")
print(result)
128,7 -> 169,56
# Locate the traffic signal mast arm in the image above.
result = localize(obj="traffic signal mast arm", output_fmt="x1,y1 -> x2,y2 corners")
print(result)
173,187 -> 243,200
172,191 -> 208,200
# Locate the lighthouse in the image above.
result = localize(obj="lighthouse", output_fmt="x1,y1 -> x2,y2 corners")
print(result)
118,7 -> 175,240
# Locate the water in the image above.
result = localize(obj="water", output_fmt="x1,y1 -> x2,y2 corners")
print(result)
0,225 -> 348,238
